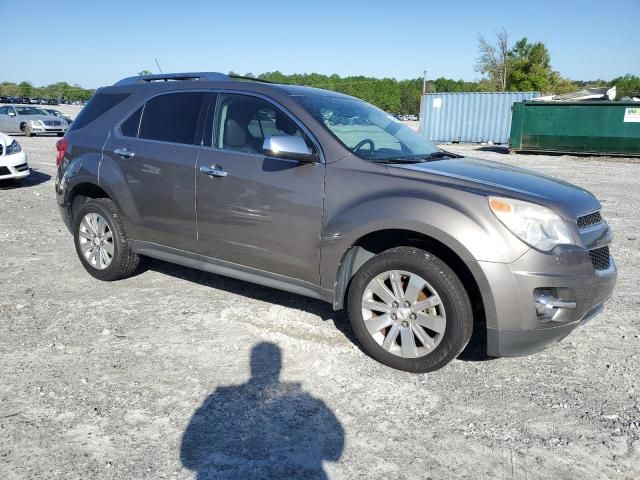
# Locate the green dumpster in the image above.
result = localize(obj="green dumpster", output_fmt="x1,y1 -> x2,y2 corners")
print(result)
509,101 -> 640,156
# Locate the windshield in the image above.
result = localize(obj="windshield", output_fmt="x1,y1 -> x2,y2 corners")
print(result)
295,95 -> 438,161
15,107 -> 48,116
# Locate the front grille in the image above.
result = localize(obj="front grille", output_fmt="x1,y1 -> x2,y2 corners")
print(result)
43,120 -> 61,127
577,211 -> 603,229
589,246 -> 611,270
0,166 -> 10,176
15,163 -> 28,172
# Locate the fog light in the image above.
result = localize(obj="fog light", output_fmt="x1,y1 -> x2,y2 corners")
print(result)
534,288 -> 577,322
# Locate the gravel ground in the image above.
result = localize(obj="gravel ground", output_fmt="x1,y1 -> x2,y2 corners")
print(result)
1,119 -> 639,479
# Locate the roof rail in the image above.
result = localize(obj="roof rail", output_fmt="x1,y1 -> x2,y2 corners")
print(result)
228,74 -> 280,84
113,72 -> 230,86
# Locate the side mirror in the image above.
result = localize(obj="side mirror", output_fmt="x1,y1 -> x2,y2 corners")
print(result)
262,135 -> 319,163
8,112 -> 16,117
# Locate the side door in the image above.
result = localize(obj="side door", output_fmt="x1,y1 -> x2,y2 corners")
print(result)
103,91 -> 209,252
0,106 -> 19,132
195,93 -> 325,285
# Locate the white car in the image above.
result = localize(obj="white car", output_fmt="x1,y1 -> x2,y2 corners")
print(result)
0,132 -> 29,181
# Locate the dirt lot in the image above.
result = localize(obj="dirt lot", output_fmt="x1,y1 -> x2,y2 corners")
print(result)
1,118 -> 639,479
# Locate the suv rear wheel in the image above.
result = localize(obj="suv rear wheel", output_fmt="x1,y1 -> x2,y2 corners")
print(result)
73,198 -> 140,281
347,247 -> 473,373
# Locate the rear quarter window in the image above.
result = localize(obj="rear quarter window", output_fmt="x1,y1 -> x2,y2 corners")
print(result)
68,93 -> 130,131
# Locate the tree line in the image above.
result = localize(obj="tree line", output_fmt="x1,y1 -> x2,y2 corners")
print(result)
0,81 -> 94,102
3,31 -> 638,112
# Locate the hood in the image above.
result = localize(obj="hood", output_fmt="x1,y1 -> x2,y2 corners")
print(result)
388,156 -> 601,220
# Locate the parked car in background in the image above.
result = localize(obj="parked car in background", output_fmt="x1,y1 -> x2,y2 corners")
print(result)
0,132 -> 29,181
54,72 -> 616,373
0,105 -> 68,137
44,108 -> 73,125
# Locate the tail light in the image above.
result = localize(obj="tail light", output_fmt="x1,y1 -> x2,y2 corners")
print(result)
56,137 -> 68,167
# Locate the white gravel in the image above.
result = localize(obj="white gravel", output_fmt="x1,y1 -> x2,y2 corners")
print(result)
1,119 -> 639,479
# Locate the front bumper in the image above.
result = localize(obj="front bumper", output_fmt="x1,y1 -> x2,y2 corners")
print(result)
480,244 -> 617,357
27,123 -> 68,134
0,151 -> 30,180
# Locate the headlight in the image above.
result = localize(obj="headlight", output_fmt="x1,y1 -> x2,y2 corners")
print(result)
28,119 -> 44,127
489,196 -> 573,251
5,140 -> 22,155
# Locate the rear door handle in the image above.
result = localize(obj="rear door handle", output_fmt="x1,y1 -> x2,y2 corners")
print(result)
200,165 -> 227,178
114,147 -> 135,158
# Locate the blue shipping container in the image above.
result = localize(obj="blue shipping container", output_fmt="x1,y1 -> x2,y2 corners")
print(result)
419,92 -> 539,144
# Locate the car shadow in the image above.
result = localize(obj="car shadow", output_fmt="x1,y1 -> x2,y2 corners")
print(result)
0,170 -> 51,189
181,342 -> 345,479
144,258 -> 357,341
145,257 -> 492,364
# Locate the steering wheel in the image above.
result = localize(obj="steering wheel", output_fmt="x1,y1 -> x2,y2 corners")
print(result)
353,138 -> 375,153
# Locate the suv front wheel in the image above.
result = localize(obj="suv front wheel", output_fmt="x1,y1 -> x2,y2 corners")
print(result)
73,198 -> 140,281
347,247 -> 473,373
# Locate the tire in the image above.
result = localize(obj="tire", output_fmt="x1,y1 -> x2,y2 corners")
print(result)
21,123 -> 34,137
347,247 -> 473,373
73,198 -> 140,281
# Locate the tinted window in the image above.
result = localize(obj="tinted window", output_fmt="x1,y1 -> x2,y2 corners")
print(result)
68,93 -> 129,131
139,92 -> 204,145
120,106 -> 142,138
215,94 -> 310,154
0,106 -> 8,115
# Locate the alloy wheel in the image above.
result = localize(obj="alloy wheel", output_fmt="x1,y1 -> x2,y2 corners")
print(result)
361,270 -> 446,358
78,212 -> 114,270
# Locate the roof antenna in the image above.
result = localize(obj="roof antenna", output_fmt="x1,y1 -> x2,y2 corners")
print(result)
154,58 -> 163,74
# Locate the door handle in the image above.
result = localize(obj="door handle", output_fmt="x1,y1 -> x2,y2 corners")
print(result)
114,147 -> 135,158
200,165 -> 228,178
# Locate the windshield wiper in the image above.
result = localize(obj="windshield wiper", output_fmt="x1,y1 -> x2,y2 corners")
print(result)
373,157 -> 429,164
423,150 -> 462,159
373,150 -> 461,164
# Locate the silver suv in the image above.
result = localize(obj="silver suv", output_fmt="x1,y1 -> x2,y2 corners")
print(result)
54,72 -> 616,372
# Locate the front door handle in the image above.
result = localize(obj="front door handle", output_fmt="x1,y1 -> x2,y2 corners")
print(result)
200,165 -> 228,178
114,147 -> 135,159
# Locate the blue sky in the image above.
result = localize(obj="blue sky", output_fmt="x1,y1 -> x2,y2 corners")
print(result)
3,0 -> 639,88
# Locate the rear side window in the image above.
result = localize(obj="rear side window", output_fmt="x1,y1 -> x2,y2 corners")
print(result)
120,106 -> 143,138
68,93 -> 129,131
138,92 -> 205,145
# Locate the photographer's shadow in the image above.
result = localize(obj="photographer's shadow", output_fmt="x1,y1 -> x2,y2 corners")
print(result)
181,342 -> 344,479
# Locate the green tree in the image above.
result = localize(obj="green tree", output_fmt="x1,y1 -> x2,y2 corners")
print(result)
610,74 -> 640,98
18,81 -> 33,96
138,70 -> 153,76
0,83 -> 20,96
507,38 -> 553,92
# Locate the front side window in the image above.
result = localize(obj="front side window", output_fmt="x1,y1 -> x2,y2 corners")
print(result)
15,107 -> 48,116
215,94 -> 311,154
138,92 -> 205,145
0,106 -> 8,115
295,95 -> 438,161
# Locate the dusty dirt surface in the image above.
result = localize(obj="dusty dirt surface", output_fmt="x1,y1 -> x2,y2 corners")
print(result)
1,129 -> 639,479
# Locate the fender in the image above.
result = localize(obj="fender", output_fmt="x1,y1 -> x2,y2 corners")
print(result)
96,152 -> 141,231
320,191 -> 528,286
